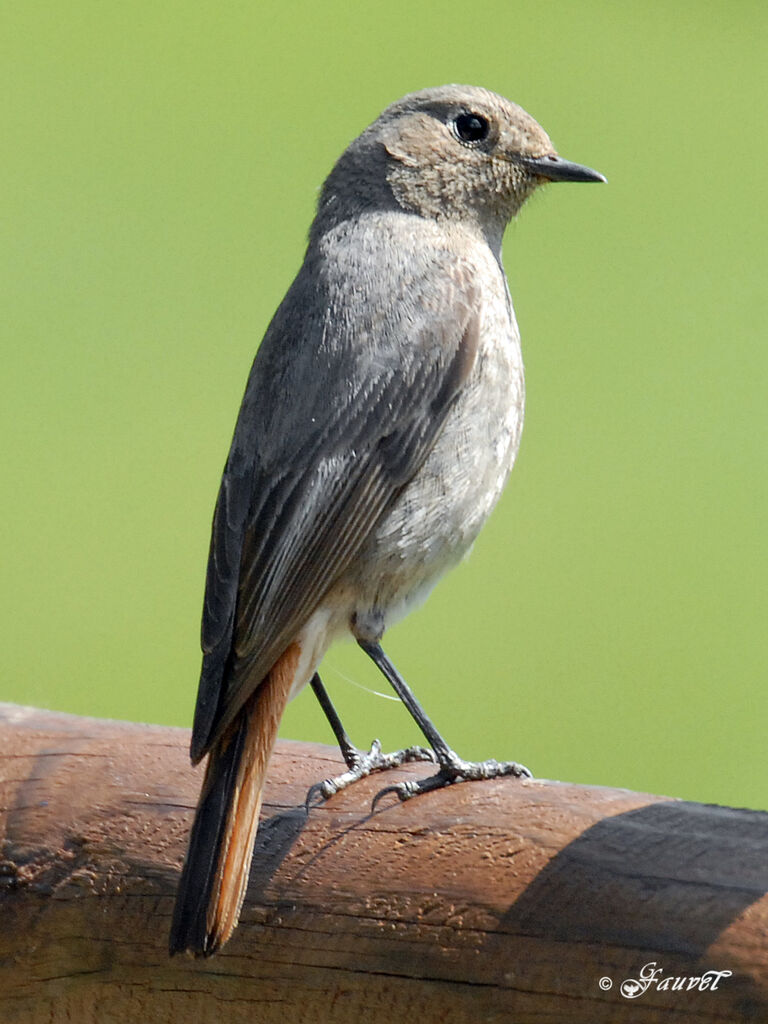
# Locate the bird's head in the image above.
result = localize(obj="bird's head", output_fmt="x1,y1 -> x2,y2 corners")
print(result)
315,85 -> 604,250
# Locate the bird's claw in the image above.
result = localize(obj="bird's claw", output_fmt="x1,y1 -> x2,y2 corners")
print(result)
305,740 -> 437,811
441,755 -> 533,783
370,754 -> 532,810
370,778 -> 422,810
307,743 -> 531,814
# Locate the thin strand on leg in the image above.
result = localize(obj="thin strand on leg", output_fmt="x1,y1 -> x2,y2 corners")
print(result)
356,640 -> 453,758
306,670 -> 436,808
357,640 -> 532,805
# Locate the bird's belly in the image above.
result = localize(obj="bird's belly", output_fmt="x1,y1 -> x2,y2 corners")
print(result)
340,326 -> 525,630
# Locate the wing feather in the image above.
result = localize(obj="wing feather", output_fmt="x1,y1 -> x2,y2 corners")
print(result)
191,243 -> 481,762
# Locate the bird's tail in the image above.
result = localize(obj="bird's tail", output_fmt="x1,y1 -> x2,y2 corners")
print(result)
169,642 -> 301,957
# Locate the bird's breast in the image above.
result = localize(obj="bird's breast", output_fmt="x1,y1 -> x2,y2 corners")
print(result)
343,248 -> 525,628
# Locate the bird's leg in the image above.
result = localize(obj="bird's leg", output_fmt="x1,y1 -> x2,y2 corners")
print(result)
309,672 -> 359,768
306,672 -> 435,807
357,640 -> 532,806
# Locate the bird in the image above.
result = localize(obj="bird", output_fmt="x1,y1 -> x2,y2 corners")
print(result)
169,84 -> 605,957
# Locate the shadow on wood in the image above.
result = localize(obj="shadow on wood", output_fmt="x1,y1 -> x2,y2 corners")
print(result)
1,703 -> 766,1022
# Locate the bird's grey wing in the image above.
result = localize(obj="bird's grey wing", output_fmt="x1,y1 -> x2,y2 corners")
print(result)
191,255 -> 481,762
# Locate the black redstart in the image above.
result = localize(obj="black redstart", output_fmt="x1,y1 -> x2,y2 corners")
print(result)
170,84 -> 604,957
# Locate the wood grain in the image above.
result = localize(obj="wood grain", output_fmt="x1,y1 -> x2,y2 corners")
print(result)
1,703 -> 766,1022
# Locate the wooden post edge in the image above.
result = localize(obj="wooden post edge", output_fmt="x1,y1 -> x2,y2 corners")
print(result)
1,702 -> 766,1023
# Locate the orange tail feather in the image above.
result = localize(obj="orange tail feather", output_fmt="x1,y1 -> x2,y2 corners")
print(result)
170,642 -> 301,956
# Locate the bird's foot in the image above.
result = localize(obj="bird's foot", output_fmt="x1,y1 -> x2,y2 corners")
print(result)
306,739 -> 437,808
371,753 -> 532,809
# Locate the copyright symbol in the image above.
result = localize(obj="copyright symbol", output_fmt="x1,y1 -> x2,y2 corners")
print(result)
599,977 -> 613,991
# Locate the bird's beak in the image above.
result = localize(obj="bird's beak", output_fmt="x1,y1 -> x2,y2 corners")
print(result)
523,154 -> 606,184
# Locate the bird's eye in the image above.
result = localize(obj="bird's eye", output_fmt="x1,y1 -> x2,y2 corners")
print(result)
452,112 -> 490,145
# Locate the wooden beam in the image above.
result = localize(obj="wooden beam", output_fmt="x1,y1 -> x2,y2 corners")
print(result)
1,703 -> 766,1022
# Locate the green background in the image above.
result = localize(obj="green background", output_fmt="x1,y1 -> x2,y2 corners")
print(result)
2,2 -> 766,810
